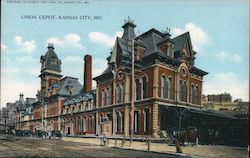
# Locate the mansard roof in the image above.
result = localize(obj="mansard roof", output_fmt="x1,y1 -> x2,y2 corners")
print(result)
63,90 -> 96,106
40,44 -> 61,73
190,67 -> 209,76
137,29 -> 164,57
56,76 -> 83,96
96,21 -> 208,80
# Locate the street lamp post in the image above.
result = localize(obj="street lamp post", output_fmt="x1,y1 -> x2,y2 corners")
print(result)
4,109 -> 8,132
130,39 -> 135,144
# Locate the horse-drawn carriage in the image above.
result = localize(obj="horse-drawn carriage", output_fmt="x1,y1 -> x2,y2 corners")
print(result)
159,126 -> 198,146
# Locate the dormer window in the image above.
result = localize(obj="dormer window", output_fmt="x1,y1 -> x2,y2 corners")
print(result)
159,42 -> 174,58
50,58 -> 57,65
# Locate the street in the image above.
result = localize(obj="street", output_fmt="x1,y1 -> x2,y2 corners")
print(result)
0,135 -> 184,158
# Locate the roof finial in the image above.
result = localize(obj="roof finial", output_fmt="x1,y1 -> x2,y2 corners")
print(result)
163,27 -> 171,34
48,43 -> 54,49
163,27 -> 171,38
124,16 -> 134,24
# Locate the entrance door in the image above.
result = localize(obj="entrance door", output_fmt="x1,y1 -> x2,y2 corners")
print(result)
68,127 -> 70,135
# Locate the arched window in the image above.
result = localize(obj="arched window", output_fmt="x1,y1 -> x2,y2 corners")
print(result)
117,84 -> 121,103
101,89 -> 105,107
144,109 -> 150,132
107,87 -> 111,105
135,79 -> 140,100
121,112 -> 124,132
196,85 -> 200,105
161,76 -> 167,98
167,77 -> 172,99
191,84 -> 195,104
134,111 -> 139,132
183,81 -> 187,102
141,76 -> 147,99
79,117 -> 82,132
179,80 -> 183,101
115,112 -> 119,132
83,117 -> 88,132
91,116 -> 95,132
104,90 -> 107,106
121,83 -> 125,102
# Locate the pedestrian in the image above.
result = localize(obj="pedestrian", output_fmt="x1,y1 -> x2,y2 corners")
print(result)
196,137 -> 199,146
48,131 -> 51,139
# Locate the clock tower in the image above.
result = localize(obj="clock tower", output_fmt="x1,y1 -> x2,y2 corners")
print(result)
39,43 -> 62,98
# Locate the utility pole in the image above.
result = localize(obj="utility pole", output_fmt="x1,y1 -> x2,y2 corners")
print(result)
130,39 -> 135,144
4,109 -> 8,132
41,91 -> 45,131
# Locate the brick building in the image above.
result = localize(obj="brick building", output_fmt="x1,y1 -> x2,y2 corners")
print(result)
207,93 -> 232,103
17,18 -> 208,137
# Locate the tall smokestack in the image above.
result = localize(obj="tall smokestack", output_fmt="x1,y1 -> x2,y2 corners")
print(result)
84,55 -> 92,92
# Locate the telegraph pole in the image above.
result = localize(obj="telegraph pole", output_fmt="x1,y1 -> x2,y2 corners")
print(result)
4,109 -> 8,132
130,39 -> 135,144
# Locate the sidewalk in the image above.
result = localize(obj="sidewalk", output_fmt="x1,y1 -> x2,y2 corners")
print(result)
61,137 -> 248,158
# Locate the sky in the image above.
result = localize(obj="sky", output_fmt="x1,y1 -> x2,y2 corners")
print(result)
1,0 -> 249,108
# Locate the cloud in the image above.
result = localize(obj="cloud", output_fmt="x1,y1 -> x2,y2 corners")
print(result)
92,58 -> 107,77
216,51 -> 242,63
1,43 -> 7,51
15,55 -> 37,64
61,56 -> 83,85
88,31 -> 123,48
47,33 -> 84,49
61,56 -> 107,89
14,36 -> 36,53
203,72 -> 249,101
1,55 -> 40,79
91,58 -> 107,88
231,54 -> 242,63
172,23 -> 209,51
62,56 -> 82,64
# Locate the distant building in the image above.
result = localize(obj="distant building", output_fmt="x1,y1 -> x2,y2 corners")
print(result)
207,93 -> 232,103
202,95 -> 208,103
2,93 -> 36,131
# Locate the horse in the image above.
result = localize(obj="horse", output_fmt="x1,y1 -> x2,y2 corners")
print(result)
178,127 -> 198,146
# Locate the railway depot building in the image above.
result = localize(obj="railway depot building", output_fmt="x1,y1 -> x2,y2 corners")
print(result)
17,18 -> 208,137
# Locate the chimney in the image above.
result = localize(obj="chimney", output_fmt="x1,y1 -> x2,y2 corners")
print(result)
83,55 -> 92,92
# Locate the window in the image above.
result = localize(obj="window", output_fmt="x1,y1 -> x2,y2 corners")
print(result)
121,112 -> 124,132
104,90 -> 108,106
91,116 -> 95,132
89,117 -> 92,132
134,111 -> 139,132
83,117 -> 88,132
144,109 -> 150,132
196,85 -> 200,105
115,112 -> 119,132
117,84 -> 121,103
121,83 -> 125,102
135,79 -> 140,100
191,85 -> 195,104
141,77 -> 147,99
179,80 -> 183,101
107,87 -> 111,105
167,77 -> 172,99
183,81 -> 187,102
101,90 -> 105,107
161,76 -> 167,98
79,118 -> 82,132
